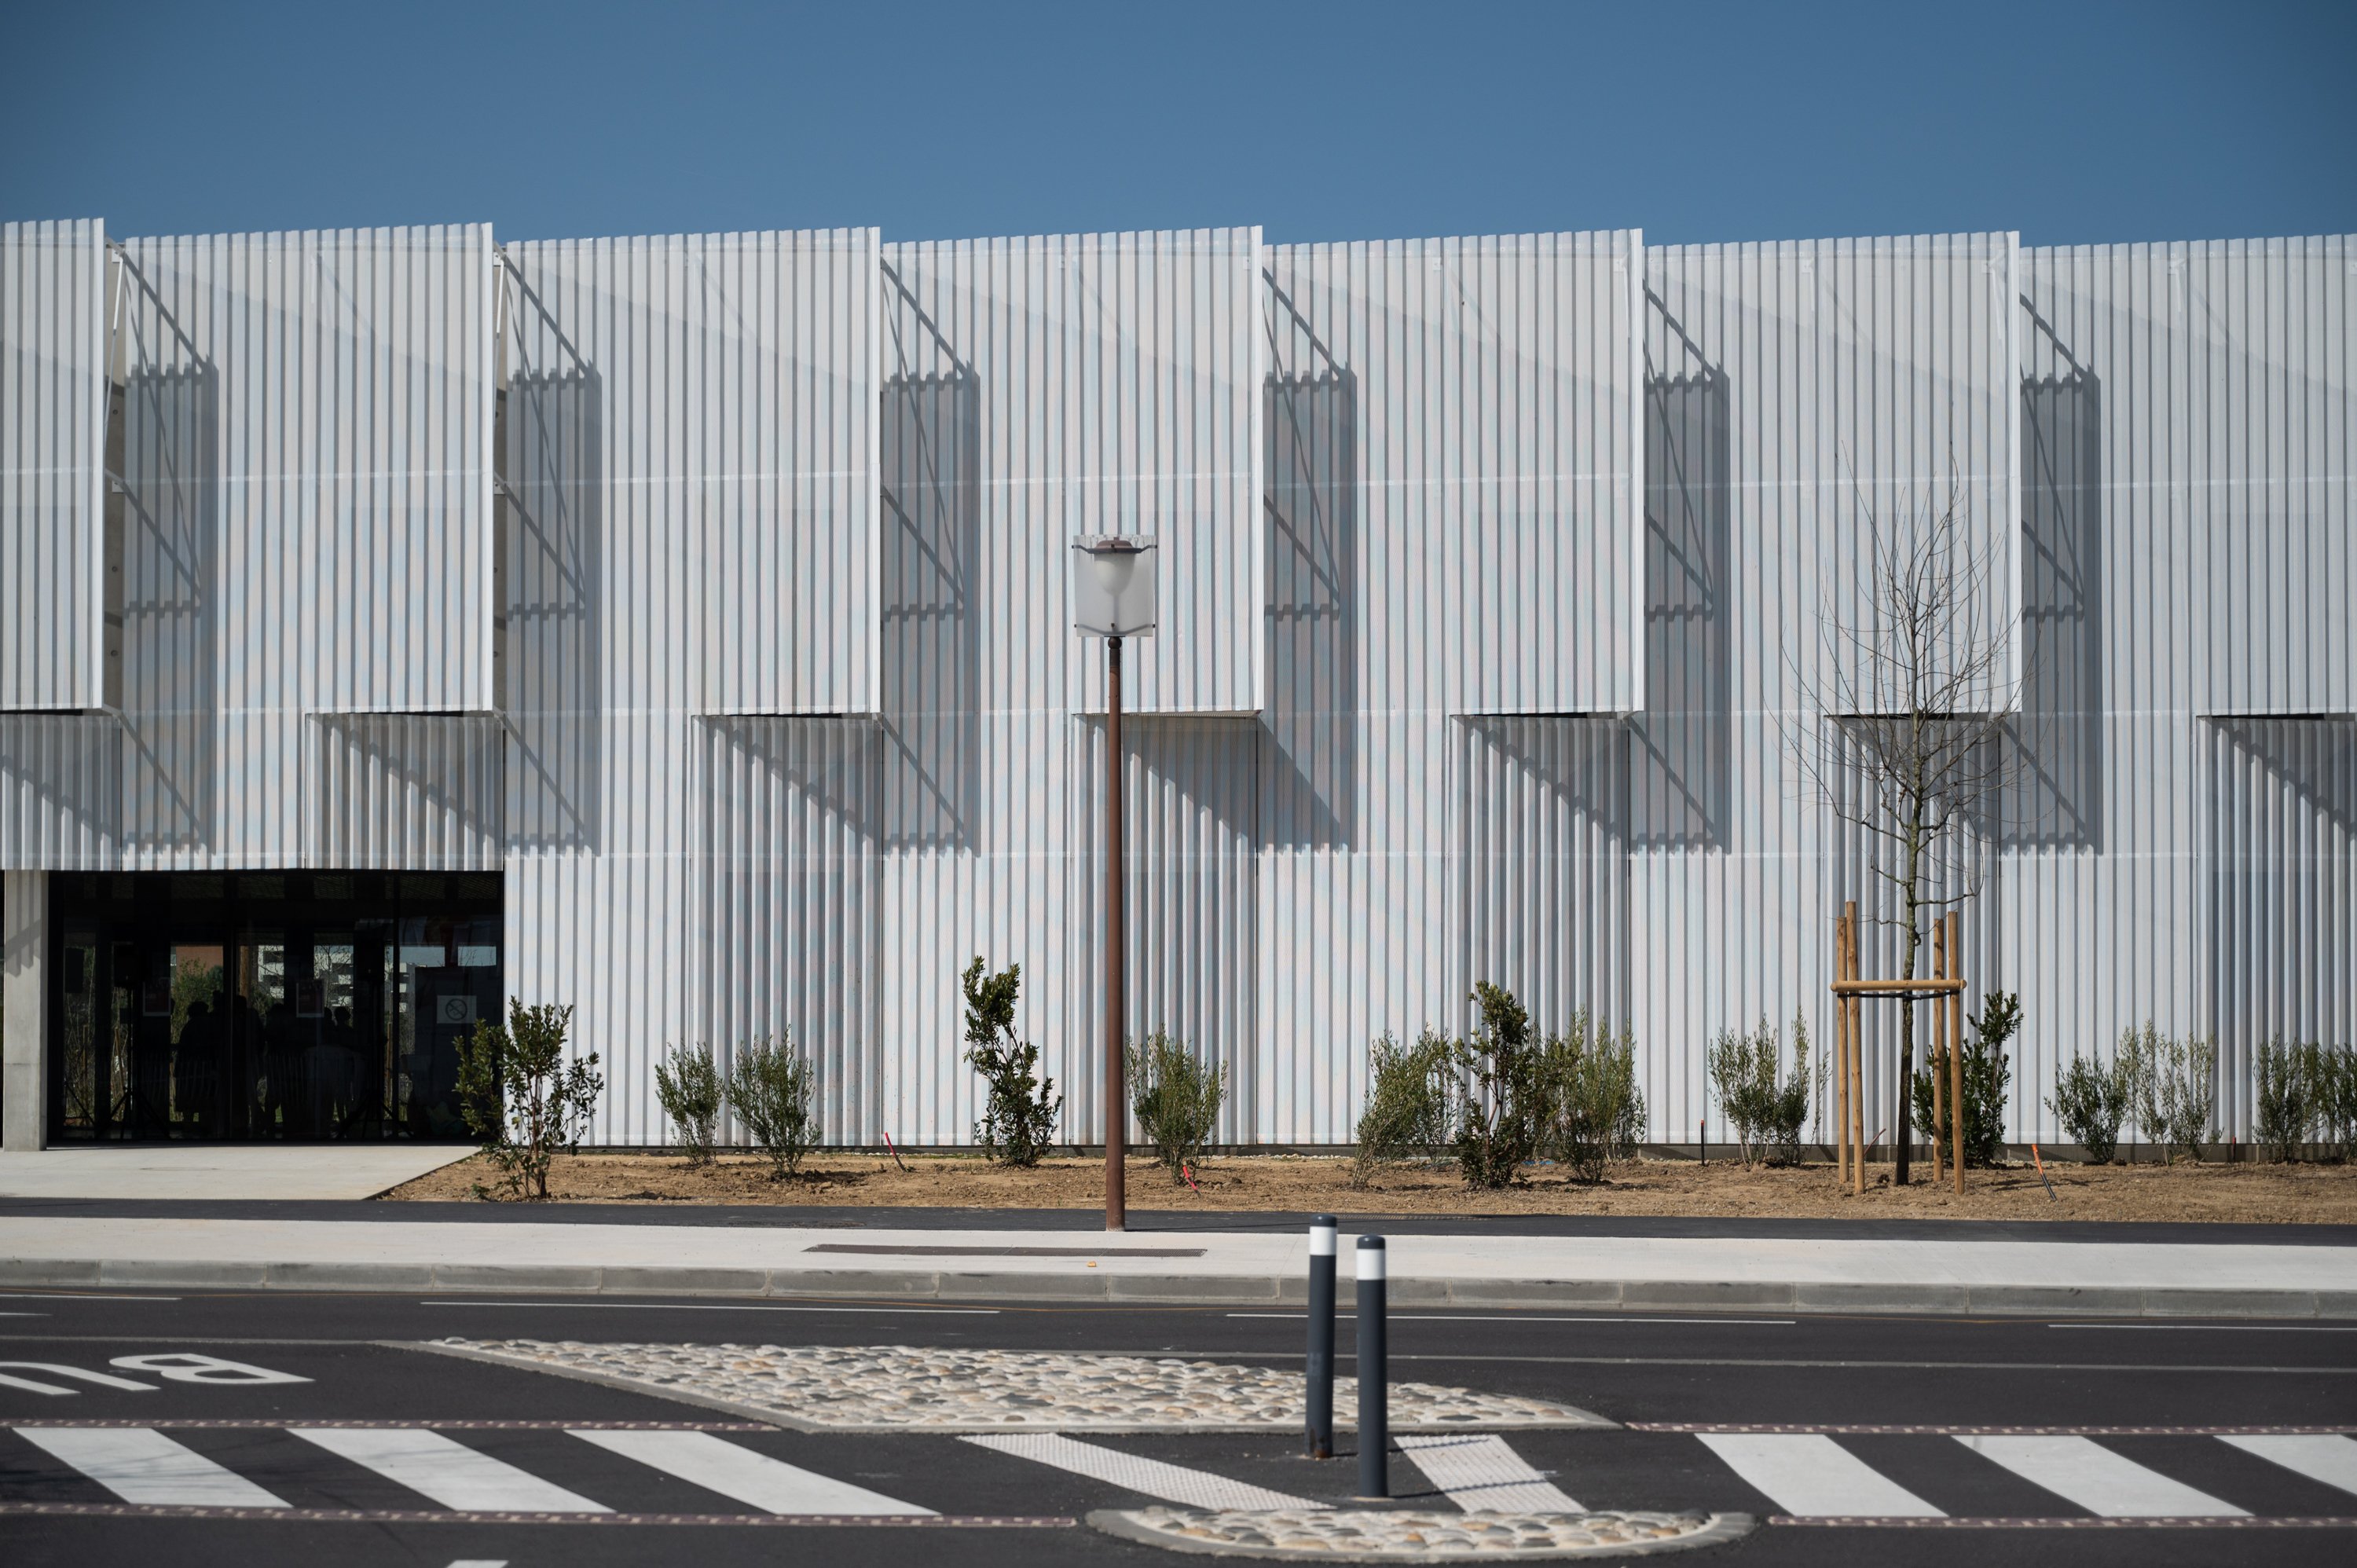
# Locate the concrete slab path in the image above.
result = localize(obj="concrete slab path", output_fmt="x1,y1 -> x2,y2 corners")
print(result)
2,1214 -> 2352,1319
0,1145 -> 472,1201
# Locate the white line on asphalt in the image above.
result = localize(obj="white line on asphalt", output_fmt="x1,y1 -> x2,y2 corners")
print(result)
1398,1433 -> 1581,1511
570,1428 -> 933,1515
0,1293 -> 178,1302
445,1561 -> 508,1567
2217,1433 -> 2357,1497
0,1313 -> 44,1317
1697,1434 -> 1944,1517
419,1301 -> 998,1314
291,1427 -> 611,1513
15,1426 -> 289,1508
1226,1313 -> 1795,1325
2047,1323 -> 2357,1333
1955,1435 -> 2245,1516
961,1434 -> 1314,1510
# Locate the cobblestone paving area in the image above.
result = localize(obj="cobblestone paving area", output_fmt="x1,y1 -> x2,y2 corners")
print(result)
426,1339 -> 1613,1433
1088,1508 -> 1754,1560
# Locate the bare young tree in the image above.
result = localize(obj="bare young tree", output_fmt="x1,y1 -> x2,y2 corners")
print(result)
1791,465 -> 2025,1185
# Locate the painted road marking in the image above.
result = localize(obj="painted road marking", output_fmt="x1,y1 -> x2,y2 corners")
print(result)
1225,1313 -> 1793,1325
291,1427 -> 610,1513
1956,1435 -> 2244,1517
1398,1433 -> 1581,1511
14,1426 -> 288,1508
2049,1324 -> 2357,1334
421,1301 -> 996,1315
0,1362 -> 158,1396
570,1428 -> 933,1515
2219,1433 -> 2357,1497
1698,1433 -> 1943,1517
962,1434 -> 1313,1510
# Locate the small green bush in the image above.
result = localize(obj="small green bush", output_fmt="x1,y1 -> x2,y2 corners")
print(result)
1351,1031 -> 1455,1188
455,1000 -> 603,1201
1128,1031 -> 1227,1182
655,1041 -> 724,1165
1537,1012 -> 1645,1184
2121,1021 -> 2216,1163
962,957 -> 1061,1167
2317,1047 -> 2357,1162
1909,991 -> 2018,1168
2254,1039 -> 2317,1162
2047,1046 -> 2130,1164
1707,1013 -> 1815,1167
1452,983 -> 1549,1189
728,1035 -> 819,1177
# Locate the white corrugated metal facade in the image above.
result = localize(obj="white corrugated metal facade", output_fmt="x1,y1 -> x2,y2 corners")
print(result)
1,217 -> 2349,1146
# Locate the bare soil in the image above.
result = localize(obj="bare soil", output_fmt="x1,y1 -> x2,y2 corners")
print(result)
387,1150 -> 2357,1224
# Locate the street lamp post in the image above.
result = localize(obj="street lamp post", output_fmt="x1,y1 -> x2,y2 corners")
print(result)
1072,536 -> 1157,1233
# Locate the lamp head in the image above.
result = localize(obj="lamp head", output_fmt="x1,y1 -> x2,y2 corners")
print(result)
1072,535 -> 1158,637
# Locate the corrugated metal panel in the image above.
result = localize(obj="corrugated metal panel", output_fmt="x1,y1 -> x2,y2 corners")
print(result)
2005,237 -> 2355,1142
505,230 -> 880,717
1254,233 -> 1644,1144
1631,235 -> 2021,1141
0,715 -> 119,867
101,225 -> 494,870
2209,718 -> 2355,1130
1462,717 -> 1630,1035
501,230 -> 880,1141
304,713 -> 503,870
9,216 -> 2348,1155
699,716 -> 882,1141
1,219 -> 108,710
1266,233 -> 1644,716
883,230 -> 1265,717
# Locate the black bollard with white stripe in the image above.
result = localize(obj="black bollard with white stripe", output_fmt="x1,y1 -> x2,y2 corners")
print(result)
1355,1233 -> 1388,1499
1306,1215 -> 1337,1458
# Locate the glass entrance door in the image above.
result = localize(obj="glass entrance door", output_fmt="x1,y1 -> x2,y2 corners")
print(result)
46,871 -> 501,1141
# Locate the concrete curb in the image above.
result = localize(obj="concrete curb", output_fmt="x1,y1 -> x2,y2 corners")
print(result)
2,1255 -> 2350,1320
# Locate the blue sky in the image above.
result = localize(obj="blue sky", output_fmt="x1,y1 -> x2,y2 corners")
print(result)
4,1 -> 2351,245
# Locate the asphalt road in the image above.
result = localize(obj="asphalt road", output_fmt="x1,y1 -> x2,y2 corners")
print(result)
2,1286 -> 2352,1566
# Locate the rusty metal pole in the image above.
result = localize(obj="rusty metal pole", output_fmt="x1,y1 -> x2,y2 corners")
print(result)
1105,634 -> 1127,1233
1949,912 -> 1966,1196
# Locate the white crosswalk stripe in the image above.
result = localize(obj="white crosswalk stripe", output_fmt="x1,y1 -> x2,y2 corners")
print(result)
962,1433 -> 1313,1510
1398,1434 -> 1582,1511
290,1427 -> 610,1513
570,1428 -> 933,1515
1697,1433 -> 1944,1517
2216,1434 -> 2357,1499
1956,1435 -> 2243,1517
15,1427 -> 289,1508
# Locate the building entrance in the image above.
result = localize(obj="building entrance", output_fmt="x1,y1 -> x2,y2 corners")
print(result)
49,871 -> 500,1141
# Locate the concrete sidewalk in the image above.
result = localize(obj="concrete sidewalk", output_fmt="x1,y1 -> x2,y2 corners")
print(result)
4,1214 -> 2353,1319
0,1145 -> 472,1200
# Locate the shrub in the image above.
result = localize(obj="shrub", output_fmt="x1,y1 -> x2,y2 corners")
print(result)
728,1035 -> 819,1177
2122,1021 -> 2217,1163
1538,1012 -> 1645,1184
2047,1046 -> 2130,1164
455,1000 -> 603,1200
655,1041 -> 724,1165
1129,1031 -> 1227,1182
1351,1031 -> 1455,1188
2317,1047 -> 2357,1162
1707,1014 -> 1814,1167
962,957 -> 1062,1167
2253,1039 -> 2318,1163
1451,983 -> 1549,1189
1909,991 -> 2018,1168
